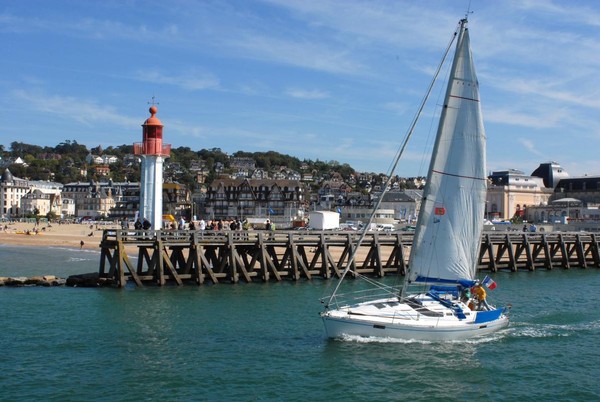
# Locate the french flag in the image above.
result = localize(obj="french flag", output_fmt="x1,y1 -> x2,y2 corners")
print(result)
482,275 -> 497,290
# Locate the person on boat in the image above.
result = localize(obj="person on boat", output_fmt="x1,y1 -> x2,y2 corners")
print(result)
472,282 -> 491,311
460,286 -> 471,303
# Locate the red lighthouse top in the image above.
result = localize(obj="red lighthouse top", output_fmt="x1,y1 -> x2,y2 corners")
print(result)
133,105 -> 171,156
144,105 -> 163,126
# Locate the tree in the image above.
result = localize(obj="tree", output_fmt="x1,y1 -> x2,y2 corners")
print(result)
10,142 -> 43,156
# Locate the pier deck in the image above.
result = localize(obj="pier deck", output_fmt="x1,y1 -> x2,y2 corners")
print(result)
98,230 -> 600,287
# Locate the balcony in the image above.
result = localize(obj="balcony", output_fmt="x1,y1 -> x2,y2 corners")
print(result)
133,142 -> 171,156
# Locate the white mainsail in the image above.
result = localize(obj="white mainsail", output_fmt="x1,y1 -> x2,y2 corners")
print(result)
407,23 -> 486,284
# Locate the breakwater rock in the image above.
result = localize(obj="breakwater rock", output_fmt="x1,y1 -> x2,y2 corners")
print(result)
0,275 -> 66,287
65,272 -> 117,287
0,273 -> 117,288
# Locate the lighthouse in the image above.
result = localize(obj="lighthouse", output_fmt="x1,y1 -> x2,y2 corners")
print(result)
134,105 -> 171,230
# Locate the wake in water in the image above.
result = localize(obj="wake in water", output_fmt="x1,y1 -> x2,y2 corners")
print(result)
507,319 -> 600,338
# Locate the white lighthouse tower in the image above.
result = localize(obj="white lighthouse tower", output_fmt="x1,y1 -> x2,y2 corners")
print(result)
134,105 -> 170,230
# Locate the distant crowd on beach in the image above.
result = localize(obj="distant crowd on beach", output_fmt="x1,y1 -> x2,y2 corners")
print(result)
1,218 -> 53,235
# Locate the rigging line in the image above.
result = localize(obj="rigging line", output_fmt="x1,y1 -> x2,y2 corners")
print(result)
325,21 -> 463,308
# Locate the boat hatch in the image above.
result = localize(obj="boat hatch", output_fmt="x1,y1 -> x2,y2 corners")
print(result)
405,298 -> 444,317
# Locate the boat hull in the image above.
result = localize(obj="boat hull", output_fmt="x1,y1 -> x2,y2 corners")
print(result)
321,300 -> 510,342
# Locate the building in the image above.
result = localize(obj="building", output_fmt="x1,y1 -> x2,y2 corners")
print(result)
93,165 -> 111,176
0,157 -> 26,168
204,177 -> 306,226
340,207 -> 397,225
524,198 -> 583,224
486,169 -> 553,220
107,182 -> 192,221
21,189 -> 62,217
552,175 -> 600,205
62,180 -> 139,218
108,186 -> 140,221
317,180 -> 352,209
163,182 -> 191,219
85,153 -> 119,165
230,157 -> 256,170
1,169 -> 32,218
0,169 -> 64,219
77,186 -> 115,218
62,198 -> 76,218
378,190 -> 423,223
531,161 -> 570,189
524,173 -> 600,227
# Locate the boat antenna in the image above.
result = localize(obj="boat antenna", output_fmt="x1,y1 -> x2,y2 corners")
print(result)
465,0 -> 473,20
325,22 -> 463,308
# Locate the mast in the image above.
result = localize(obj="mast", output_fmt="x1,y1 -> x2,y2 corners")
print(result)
405,18 -> 487,288
324,21 -> 459,308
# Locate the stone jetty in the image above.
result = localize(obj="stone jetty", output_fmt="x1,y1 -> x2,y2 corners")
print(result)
0,275 -> 66,287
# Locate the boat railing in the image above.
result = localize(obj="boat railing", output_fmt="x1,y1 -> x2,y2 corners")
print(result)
322,286 -> 402,309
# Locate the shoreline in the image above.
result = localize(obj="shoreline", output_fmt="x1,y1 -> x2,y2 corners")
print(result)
0,221 -> 111,250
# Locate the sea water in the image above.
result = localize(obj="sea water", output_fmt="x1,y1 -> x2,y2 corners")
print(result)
1,244 -> 599,401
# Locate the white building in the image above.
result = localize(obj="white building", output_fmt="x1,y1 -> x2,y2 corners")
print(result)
0,169 -> 64,219
21,189 -> 62,217
0,169 -> 29,218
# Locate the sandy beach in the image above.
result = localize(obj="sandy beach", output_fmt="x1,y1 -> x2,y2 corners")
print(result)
0,221 -> 116,250
0,221 -> 372,264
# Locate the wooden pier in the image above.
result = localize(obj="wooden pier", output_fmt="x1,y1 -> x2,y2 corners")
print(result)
97,230 -> 600,287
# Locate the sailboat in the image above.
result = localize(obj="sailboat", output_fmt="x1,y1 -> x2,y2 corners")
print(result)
321,18 -> 510,341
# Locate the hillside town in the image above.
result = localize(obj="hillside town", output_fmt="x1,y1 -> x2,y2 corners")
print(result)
2,143 -> 599,231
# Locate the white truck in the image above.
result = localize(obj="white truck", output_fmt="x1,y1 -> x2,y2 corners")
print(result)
308,211 -> 340,230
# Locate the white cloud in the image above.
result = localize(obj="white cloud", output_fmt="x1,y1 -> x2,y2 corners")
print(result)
284,88 -> 330,99
517,0 -> 600,27
227,34 -> 365,75
11,89 -> 138,127
484,108 -> 562,130
134,69 -> 219,91
518,138 -> 543,157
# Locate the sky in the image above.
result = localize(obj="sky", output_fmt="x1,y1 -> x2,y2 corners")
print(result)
1,0 -> 599,178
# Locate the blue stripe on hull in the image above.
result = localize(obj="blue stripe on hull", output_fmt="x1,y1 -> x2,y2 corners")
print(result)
473,308 -> 504,324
